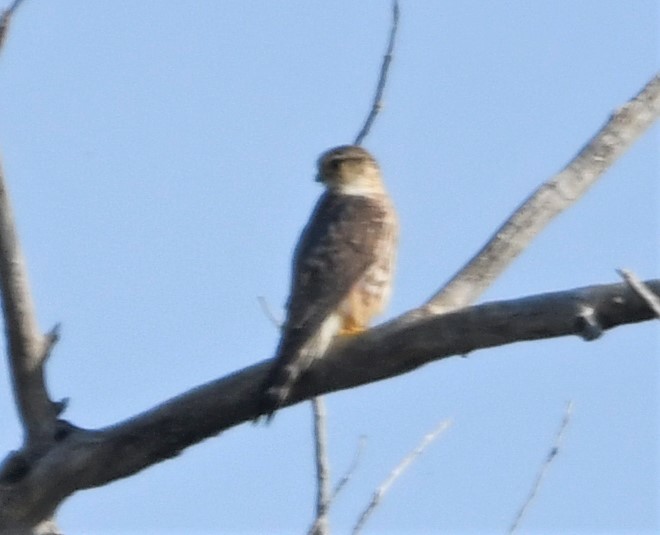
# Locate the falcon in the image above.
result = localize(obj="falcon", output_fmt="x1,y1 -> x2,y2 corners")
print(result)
259,145 -> 398,419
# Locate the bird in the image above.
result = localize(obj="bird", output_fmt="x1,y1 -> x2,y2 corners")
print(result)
259,145 -> 398,419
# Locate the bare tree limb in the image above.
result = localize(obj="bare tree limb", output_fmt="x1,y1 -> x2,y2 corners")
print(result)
308,397 -> 331,535
354,0 -> 400,146
0,278 -> 657,529
0,154 -> 61,534
509,401 -> 574,534
1,0 -> 59,449
617,269 -> 660,318
352,419 -> 452,534
423,73 -> 660,316
0,157 -> 58,446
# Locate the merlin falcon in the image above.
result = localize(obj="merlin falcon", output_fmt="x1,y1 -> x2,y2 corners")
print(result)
260,145 -> 398,419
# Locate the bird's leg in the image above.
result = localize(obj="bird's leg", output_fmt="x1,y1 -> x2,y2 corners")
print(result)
339,315 -> 367,336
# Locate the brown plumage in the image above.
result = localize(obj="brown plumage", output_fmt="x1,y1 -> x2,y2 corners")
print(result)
259,145 -> 398,419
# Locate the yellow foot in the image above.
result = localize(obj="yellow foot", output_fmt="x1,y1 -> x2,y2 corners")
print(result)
339,325 -> 366,336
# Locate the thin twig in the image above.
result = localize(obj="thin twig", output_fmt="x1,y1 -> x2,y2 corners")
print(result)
508,401 -> 574,534
311,435 -> 367,535
308,397 -> 331,535
352,419 -> 452,534
617,269 -> 660,318
332,435 -> 366,499
8,0 -> 26,12
0,9 -> 10,49
353,0 -> 400,146
0,0 -> 27,51
41,323 -> 61,365
257,295 -> 283,329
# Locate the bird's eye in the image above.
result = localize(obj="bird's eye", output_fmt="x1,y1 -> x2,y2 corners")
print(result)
328,159 -> 341,171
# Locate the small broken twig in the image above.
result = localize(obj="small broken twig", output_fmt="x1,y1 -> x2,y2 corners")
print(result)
257,295 -> 283,329
617,269 -> 660,318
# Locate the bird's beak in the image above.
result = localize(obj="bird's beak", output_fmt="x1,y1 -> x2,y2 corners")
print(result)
315,173 -> 323,183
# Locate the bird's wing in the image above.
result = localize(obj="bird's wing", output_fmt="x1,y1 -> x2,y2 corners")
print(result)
285,191 -> 389,336
258,192 -> 389,418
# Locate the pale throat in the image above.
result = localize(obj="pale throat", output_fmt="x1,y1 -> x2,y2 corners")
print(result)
335,176 -> 384,197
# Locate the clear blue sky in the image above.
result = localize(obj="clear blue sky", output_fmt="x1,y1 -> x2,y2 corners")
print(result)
0,1 -> 657,533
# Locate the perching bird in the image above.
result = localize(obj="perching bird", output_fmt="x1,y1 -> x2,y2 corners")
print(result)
259,145 -> 398,419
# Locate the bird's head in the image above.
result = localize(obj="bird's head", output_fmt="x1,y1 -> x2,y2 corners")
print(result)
316,145 -> 384,196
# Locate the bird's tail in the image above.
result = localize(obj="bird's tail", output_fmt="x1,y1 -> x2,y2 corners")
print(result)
258,344 -> 312,421
257,314 -> 340,422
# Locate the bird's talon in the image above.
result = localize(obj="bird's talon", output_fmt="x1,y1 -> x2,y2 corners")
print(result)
339,326 -> 366,336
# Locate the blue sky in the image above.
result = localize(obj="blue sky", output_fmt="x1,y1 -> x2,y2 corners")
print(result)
0,1 -> 657,533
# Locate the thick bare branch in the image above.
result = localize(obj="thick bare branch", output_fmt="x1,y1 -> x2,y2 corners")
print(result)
424,73 -> 660,315
0,278 -> 657,528
0,158 -> 57,445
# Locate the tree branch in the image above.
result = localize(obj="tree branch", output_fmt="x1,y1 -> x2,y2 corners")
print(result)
331,435 -> 365,500
618,269 -> 660,318
508,401 -> 574,534
353,419 -> 451,534
423,73 -> 660,315
353,0 -> 400,146
0,0 -> 26,52
308,398 -> 330,535
1,278 -> 657,528
0,157 -> 58,446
